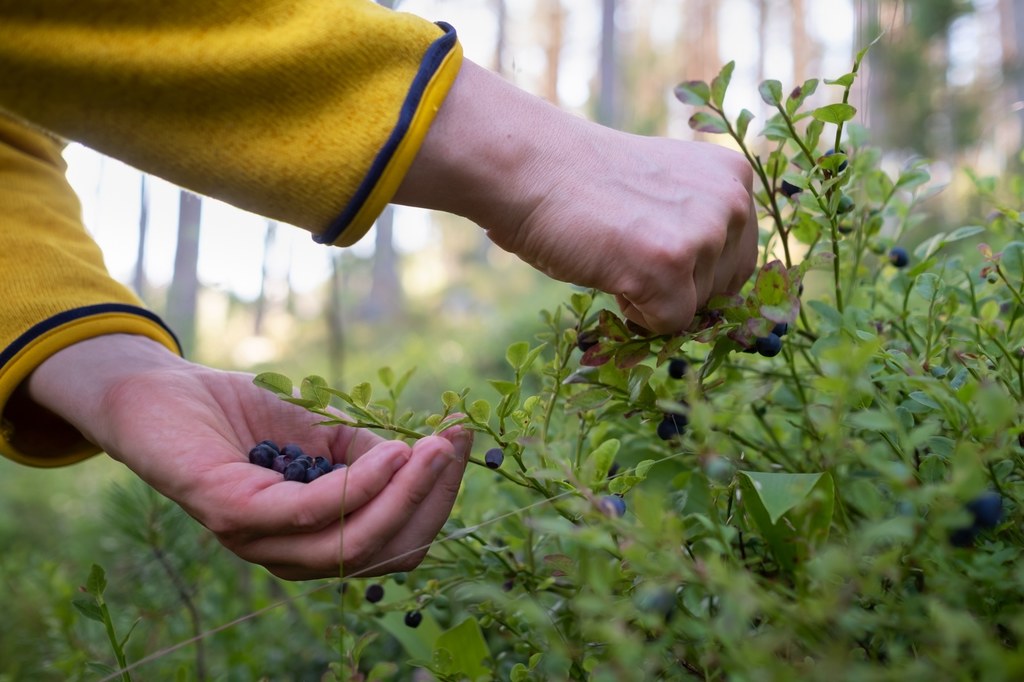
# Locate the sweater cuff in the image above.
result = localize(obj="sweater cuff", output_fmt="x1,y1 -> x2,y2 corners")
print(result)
0,306 -> 180,467
316,21 -> 463,247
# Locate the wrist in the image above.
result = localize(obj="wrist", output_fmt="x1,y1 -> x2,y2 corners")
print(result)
392,59 -> 585,244
25,334 -> 185,445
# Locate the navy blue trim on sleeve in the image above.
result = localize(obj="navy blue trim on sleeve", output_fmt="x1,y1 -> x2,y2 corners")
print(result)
315,21 -> 458,246
0,303 -> 182,368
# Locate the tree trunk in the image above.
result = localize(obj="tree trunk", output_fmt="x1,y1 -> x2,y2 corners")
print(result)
597,0 -> 617,126
999,0 -> 1024,171
253,220 -> 277,335
542,0 -> 565,105
133,174 -> 149,300
359,205 -> 403,321
166,190 -> 202,357
326,251 -> 345,386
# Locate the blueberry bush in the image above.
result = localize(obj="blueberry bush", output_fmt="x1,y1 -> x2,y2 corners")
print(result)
68,47 -> 1024,680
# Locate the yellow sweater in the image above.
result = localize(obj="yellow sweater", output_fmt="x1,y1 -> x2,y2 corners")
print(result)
0,1 -> 463,466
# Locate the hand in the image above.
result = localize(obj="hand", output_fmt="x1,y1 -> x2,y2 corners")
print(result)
395,59 -> 759,335
26,335 -> 471,580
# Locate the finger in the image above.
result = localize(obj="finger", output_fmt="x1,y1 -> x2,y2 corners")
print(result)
726,200 -> 760,293
231,435 -> 462,578
205,439 -> 411,539
618,276 -> 698,336
370,426 -> 473,574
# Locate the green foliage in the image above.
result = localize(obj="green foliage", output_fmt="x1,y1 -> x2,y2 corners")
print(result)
9,49 -> 1024,681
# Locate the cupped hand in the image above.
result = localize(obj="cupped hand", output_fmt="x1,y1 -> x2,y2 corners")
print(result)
28,335 -> 471,580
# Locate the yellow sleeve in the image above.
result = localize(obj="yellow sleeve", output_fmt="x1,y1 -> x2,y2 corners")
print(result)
0,117 -> 181,467
0,0 -> 463,247
0,1 -> 463,466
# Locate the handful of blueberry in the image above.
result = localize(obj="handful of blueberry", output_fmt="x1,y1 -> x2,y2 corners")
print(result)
247,440 -> 346,483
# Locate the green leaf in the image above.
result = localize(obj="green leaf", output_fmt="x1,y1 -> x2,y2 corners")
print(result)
506,341 -> 530,370
468,399 -> 490,424
786,78 -> 819,115
735,108 -> 755,141
300,375 -> 330,409
350,382 -> 372,409
86,563 -> 106,597
688,112 -> 729,134
812,103 -> 857,124
673,80 -> 710,105
433,617 -> 491,679
710,61 -> 735,108
72,597 -> 104,623
738,471 -> 835,572
824,72 -> 856,87
377,366 -> 395,388
570,291 -> 593,317
488,379 -> 517,396
589,439 -> 620,482
758,79 -> 783,106
738,471 -> 827,525
568,386 -> 612,411
895,168 -> 930,190
253,372 -> 293,396
441,390 -> 461,410
613,340 -> 650,369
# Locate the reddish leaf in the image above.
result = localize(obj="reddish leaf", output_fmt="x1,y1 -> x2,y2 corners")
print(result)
614,341 -> 651,369
581,343 -> 615,367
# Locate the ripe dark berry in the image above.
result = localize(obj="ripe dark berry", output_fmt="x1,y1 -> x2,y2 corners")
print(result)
780,179 -> 801,198
771,322 -> 789,338
657,412 -> 688,441
364,584 -> 385,603
755,333 -> 783,357
294,454 -> 312,468
283,460 -> 308,482
607,461 -> 620,479
599,495 -> 626,517
257,440 -> 280,455
304,467 -> 322,483
668,357 -> 689,379
271,455 -> 291,473
576,330 -> 600,352
966,492 -> 1003,529
248,443 -> 277,468
484,448 -> 505,469
280,444 -> 305,460
314,456 -> 332,474
949,525 -> 978,548
404,610 -> 423,628
889,247 -> 909,268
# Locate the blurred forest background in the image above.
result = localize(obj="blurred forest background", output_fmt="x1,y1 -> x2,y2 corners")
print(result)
3,0 -> 1024,675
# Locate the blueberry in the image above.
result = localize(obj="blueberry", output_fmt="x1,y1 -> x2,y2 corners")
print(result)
404,610 -> 423,628
837,195 -> 855,214
755,333 -> 783,357
294,454 -> 313,468
280,444 -> 305,460
780,179 -> 802,198
667,357 -> 689,379
825,148 -> 848,172
949,525 -> 978,548
304,467 -> 322,483
576,330 -> 600,352
607,461 -> 620,479
271,455 -> 291,473
283,460 -> 308,482
657,412 -> 688,441
248,443 -> 277,468
599,495 -> 626,517
314,456 -> 332,474
365,584 -> 385,603
966,492 -> 1003,529
771,322 -> 789,338
502,578 -> 515,592
484,448 -> 505,469
889,247 -> 909,268
257,440 -> 280,455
